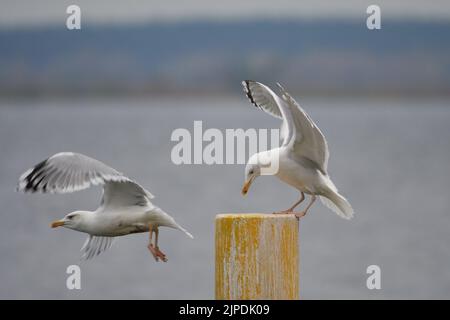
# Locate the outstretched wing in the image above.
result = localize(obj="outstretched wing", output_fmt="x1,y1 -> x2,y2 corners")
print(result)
100,180 -> 154,210
242,80 -> 329,172
17,152 -> 154,199
242,80 -> 293,145
242,80 -> 283,119
17,152 -> 127,193
80,235 -> 115,260
277,83 -> 329,172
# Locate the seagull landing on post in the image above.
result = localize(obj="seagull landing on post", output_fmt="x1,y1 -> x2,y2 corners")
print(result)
241,80 -> 354,220
17,152 -> 193,261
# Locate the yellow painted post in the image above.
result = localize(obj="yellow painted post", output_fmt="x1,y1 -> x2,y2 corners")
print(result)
215,214 -> 299,300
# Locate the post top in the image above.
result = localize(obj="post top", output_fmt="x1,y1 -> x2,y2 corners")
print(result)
216,213 -> 297,221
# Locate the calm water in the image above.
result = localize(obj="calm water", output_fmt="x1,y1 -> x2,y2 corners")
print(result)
0,96 -> 449,299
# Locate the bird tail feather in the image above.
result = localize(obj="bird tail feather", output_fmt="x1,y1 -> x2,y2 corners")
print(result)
152,206 -> 194,239
174,223 -> 194,239
320,191 -> 354,220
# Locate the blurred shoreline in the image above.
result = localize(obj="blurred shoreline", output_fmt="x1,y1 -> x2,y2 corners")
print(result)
1,93 -> 448,110
1,88 -> 450,100
1,19 -> 449,100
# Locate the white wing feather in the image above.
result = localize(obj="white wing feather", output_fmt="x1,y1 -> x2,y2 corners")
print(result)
277,83 -> 330,172
242,80 -> 294,146
80,235 -> 115,260
17,152 -> 155,201
242,81 -> 329,172
101,180 -> 155,209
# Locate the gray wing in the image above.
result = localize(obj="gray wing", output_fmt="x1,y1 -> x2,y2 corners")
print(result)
17,152 -> 128,193
242,81 -> 329,172
277,83 -> 329,172
242,80 -> 292,145
242,80 -> 283,119
100,179 -> 155,210
17,152 -> 154,199
80,235 -> 114,260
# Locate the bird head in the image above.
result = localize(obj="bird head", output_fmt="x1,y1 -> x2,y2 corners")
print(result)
241,154 -> 262,196
242,150 -> 281,196
51,210 -> 90,231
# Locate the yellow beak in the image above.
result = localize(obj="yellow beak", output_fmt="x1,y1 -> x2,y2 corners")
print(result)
241,177 -> 254,196
51,220 -> 65,228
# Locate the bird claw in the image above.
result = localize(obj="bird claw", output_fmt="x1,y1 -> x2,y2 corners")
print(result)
147,244 -> 168,262
272,210 -> 293,215
272,210 -> 307,220
294,211 -> 307,219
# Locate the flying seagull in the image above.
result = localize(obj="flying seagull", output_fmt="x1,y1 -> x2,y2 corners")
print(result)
241,80 -> 354,219
17,152 -> 193,261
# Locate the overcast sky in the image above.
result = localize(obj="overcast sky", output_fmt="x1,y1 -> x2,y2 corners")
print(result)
1,0 -> 450,28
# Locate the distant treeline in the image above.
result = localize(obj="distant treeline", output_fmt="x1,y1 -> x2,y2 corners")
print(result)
0,19 -> 449,97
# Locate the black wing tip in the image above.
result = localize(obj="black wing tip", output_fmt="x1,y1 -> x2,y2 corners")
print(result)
16,185 -> 31,193
18,158 -> 49,193
241,80 -> 260,109
242,80 -> 257,91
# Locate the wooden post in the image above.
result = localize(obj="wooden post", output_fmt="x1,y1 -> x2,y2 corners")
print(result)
215,214 -> 299,300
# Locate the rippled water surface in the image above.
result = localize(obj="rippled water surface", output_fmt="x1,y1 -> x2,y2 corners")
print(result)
0,96 -> 449,299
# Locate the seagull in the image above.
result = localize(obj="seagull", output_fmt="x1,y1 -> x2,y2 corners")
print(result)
241,80 -> 354,219
17,152 -> 193,261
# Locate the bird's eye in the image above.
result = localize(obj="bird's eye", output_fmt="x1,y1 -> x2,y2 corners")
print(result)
67,215 -> 74,220
249,170 -> 254,175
